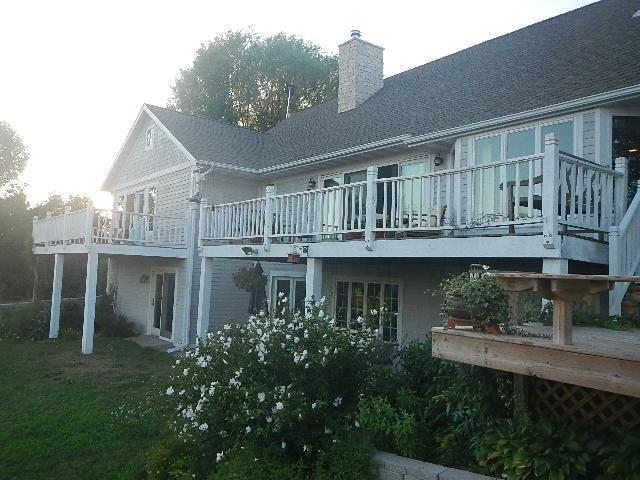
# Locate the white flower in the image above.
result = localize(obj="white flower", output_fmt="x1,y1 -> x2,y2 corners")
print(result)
258,392 -> 266,403
278,292 -> 285,298
303,445 -> 308,452
281,441 -> 286,449
324,426 -> 332,434
332,396 -> 342,407
354,420 -> 360,428
166,386 -> 174,395
246,426 -> 252,433
311,402 -> 317,410
183,368 -> 189,376
370,309 -> 378,315
175,359 -> 181,365
275,402 -> 284,411
267,416 -> 273,423
199,423 -> 208,431
216,451 -> 224,463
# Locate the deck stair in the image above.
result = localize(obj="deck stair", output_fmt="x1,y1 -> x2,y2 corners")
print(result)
609,182 -> 640,315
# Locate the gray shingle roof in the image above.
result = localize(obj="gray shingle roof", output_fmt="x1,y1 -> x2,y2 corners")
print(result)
149,0 -> 640,172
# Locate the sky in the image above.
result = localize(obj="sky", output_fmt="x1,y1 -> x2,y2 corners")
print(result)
1,0 -> 596,208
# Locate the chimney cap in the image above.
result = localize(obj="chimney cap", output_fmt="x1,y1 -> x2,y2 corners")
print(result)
350,29 -> 361,38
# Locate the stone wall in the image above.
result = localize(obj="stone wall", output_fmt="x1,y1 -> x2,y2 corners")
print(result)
375,451 -> 497,480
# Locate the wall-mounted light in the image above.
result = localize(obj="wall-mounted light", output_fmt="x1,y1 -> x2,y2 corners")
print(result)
307,178 -> 317,190
242,246 -> 258,256
287,253 -> 302,264
434,155 -> 444,167
139,274 -> 150,284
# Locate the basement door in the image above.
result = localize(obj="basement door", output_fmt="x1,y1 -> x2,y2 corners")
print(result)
149,270 -> 176,340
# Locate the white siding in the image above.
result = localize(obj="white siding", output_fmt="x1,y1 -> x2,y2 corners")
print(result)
108,256 -> 186,340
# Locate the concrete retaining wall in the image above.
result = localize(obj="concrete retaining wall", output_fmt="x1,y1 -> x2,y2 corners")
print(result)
375,451 -> 497,480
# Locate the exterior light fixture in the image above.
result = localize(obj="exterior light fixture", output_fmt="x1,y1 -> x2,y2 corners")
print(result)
242,246 -> 257,256
629,148 -> 638,153
307,178 -> 317,190
287,253 -> 302,264
434,155 -> 444,167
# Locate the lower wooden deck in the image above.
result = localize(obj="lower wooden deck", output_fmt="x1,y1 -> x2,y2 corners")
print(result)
431,325 -> 640,398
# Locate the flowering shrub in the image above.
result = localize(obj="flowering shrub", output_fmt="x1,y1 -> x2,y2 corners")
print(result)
163,298 -> 377,474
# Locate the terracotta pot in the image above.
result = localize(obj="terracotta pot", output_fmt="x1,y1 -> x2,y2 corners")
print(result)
446,295 -> 472,320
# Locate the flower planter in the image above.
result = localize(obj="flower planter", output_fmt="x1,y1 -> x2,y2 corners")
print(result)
445,295 -> 501,334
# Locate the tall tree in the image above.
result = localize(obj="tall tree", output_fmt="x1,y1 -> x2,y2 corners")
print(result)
0,123 -> 31,301
0,121 -> 28,192
169,30 -> 338,132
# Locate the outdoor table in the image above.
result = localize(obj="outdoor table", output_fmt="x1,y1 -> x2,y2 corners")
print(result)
490,272 -> 640,345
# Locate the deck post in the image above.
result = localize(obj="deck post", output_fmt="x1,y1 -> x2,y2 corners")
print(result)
614,157 -> 628,224
365,166 -> 378,251
263,186 -> 275,251
196,257 -> 214,338
49,252 -> 65,339
198,199 -> 209,249
81,252 -> 99,354
552,298 -> 572,345
542,133 -> 559,249
305,257 -> 323,306
84,201 -> 95,246
608,227 -> 623,315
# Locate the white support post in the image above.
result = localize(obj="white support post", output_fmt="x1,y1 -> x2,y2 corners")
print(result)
198,199 -> 209,249
62,205 -> 71,245
263,185 -> 275,251
608,226 -> 623,316
542,133 -> 560,249
196,257 -> 213,339
49,253 -> 65,339
614,157 -> 629,224
365,166 -> 378,251
81,252 -> 99,354
305,257 -> 323,306
84,202 -> 95,246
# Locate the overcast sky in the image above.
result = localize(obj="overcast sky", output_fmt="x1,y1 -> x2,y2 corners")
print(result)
1,0 -> 596,207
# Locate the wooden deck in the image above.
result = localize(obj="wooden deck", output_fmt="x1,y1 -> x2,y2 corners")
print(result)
432,325 -> 640,398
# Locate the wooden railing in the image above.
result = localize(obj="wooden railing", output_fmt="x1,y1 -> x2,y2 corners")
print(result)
33,206 -> 186,249
199,134 -> 626,252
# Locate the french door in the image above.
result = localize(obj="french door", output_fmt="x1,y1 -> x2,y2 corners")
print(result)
150,270 -> 176,339
272,276 -> 306,315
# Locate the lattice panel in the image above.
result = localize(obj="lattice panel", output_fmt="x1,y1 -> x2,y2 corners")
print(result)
533,379 -> 640,434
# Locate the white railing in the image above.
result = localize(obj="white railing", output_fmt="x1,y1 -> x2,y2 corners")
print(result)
33,206 -> 186,249
271,182 -> 367,238
609,181 -> 640,314
556,153 -> 621,233
199,134 -> 625,252
201,198 -> 266,241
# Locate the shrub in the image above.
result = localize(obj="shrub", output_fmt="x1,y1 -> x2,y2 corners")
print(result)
0,303 -> 48,341
161,298 -> 377,476
597,435 -> 640,480
436,272 -> 509,330
475,417 -> 596,479
207,445 -> 307,480
60,301 -> 84,332
95,291 -> 136,338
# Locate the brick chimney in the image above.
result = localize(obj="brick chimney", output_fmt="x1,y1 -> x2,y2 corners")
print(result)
338,30 -> 384,113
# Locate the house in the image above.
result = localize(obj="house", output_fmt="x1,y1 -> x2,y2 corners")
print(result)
33,0 -> 640,362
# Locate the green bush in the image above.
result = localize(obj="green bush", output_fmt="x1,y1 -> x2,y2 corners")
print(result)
597,435 -> 640,480
0,303 -> 48,341
159,298 -> 377,477
95,292 -> 136,338
436,272 -> 510,329
207,445 -> 307,480
475,417 -> 596,479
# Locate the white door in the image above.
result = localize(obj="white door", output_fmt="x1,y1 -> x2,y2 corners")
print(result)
149,270 -> 177,340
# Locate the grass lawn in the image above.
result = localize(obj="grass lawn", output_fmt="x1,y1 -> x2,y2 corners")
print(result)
0,337 -> 173,480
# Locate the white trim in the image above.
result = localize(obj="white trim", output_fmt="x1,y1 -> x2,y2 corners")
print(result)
109,162 -> 193,193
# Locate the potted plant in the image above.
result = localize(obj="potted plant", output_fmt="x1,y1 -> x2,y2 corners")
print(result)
435,270 -> 509,334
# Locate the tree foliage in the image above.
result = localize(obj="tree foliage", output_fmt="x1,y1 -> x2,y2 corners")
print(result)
0,121 -> 28,191
169,30 -> 338,132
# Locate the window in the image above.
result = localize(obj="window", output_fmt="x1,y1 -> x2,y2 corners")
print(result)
334,280 -> 400,341
506,128 -> 535,159
145,127 -> 154,150
474,135 -> 501,165
541,120 -> 574,154
272,277 -> 306,316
